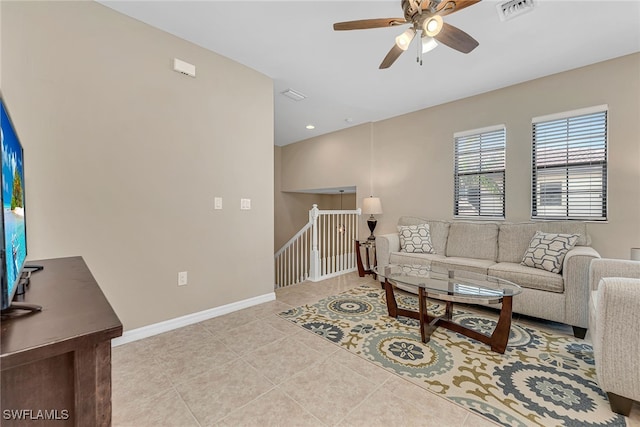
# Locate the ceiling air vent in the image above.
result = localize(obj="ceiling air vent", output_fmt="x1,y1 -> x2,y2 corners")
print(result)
497,0 -> 535,21
281,89 -> 307,101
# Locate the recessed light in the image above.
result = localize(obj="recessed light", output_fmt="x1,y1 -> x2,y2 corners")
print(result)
306,124 -> 315,130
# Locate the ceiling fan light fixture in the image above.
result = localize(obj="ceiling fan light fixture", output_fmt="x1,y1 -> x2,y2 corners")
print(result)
395,27 -> 416,51
421,36 -> 438,53
423,15 -> 443,37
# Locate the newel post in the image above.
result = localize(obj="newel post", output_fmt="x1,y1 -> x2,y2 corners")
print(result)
309,204 -> 320,281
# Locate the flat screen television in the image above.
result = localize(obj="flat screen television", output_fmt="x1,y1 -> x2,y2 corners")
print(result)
1,96 -> 34,311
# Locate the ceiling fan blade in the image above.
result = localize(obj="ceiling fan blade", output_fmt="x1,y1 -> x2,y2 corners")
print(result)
333,18 -> 407,31
435,0 -> 481,17
434,22 -> 479,53
379,44 -> 405,69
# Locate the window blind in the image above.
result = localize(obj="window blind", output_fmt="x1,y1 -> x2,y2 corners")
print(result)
454,126 -> 506,218
531,106 -> 607,220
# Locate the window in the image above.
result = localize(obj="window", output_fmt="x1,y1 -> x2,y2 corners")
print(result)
532,105 -> 607,220
454,125 -> 506,218
538,182 -> 562,206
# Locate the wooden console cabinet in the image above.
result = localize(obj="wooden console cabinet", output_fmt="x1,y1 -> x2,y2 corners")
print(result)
1,256 -> 123,426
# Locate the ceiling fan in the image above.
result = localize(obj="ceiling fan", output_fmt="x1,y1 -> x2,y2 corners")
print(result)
333,0 -> 481,69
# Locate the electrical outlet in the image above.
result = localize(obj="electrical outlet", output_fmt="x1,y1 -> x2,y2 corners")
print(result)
178,271 -> 188,286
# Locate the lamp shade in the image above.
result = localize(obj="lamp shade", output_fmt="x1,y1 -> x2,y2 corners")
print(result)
362,197 -> 383,215
422,36 -> 438,53
395,28 -> 416,51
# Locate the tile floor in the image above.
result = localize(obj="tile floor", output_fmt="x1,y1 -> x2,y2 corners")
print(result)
111,272 -> 640,427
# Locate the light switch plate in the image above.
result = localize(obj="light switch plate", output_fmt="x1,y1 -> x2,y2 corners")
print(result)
214,197 -> 222,210
240,198 -> 251,210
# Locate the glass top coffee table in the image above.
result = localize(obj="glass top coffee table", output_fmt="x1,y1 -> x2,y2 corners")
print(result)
374,264 -> 522,354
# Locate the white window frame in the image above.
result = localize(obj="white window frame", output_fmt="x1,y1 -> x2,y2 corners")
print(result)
453,124 -> 506,219
531,105 -> 608,221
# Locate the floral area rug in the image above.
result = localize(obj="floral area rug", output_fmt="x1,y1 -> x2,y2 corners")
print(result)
278,285 -> 625,427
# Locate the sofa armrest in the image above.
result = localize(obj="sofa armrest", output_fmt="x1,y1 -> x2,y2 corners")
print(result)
589,258 -> 640,291
375,233 -> 399,273
562,246 -> 601,329
592,276 -> 640,401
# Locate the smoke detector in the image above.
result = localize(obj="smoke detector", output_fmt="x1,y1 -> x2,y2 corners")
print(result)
497,0 -> 536,21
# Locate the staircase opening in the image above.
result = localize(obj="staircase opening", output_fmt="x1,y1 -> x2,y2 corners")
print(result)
275,186 -> 359,288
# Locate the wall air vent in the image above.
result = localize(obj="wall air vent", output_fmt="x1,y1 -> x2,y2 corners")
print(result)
497,0 -> 535,21
281,89 -> 307,101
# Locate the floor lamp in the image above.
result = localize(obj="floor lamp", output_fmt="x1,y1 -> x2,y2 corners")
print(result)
362,197 -> 383,241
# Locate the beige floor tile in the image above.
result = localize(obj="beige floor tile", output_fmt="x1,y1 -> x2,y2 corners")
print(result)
199,309 -> 254,336
261,312 -> 305,334
275,289 -> 325,308
237,299 -> 294,319
291,327 -> 341,357
112,339 -> 152,363
140,323 -> 216,353
381,375 -> 471,425
463,412 -> 502,426
274,273 -> 370,304
217,388 -> 324,426
339,382 -> 468,427
113,387 -> 198,427
200,301 -> 294,338
278,357 -> 379,425
112,272 -> 614,427
241,335 -> 327,385
330,348 -> 392,386
154,336 -> 237,385
175,358 -> 275,426
112,342 -> 172,408
627,402 -> 640,427
216,319 -> 288,353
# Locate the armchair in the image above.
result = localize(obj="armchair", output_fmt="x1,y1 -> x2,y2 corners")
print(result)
588,258 -> 640,416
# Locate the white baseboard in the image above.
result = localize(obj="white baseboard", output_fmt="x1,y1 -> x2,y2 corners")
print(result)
111,291 -> 276,347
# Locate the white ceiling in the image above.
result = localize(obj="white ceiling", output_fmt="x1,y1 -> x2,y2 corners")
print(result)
100,0 -> 640,146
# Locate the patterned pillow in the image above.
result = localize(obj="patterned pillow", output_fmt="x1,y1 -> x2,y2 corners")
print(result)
397,224 -> 434,254
521,231 -> 579,274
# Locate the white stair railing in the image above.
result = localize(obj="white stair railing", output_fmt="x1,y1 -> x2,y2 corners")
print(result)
275,204 -> 361,289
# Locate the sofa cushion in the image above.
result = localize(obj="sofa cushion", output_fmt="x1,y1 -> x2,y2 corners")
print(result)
389,251 -> 445,266
398,217 -> 450,255
431,257 -> 495,276
488,262 -> 564,293
446,221 -> 499,261
498,221 -> 590,263
397,224 -> 434,253
521,231 -> 579,274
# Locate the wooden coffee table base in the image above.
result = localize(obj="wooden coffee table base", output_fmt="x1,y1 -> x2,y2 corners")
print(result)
384,279 -> 513,354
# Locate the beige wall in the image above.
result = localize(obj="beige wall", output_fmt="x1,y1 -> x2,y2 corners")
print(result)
277,123 -> 377,244
279,54 -> 640,259
274,146 -> 357,249
2,1 -> 274,330
273,192 -> 356,251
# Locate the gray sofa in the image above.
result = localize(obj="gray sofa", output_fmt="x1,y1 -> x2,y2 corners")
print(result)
376,216 -> 601,338
589,259 -> 640,415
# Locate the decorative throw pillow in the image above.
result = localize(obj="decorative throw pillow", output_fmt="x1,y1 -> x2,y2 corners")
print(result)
397,224 -> 434,254
521,231 -> 580,274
